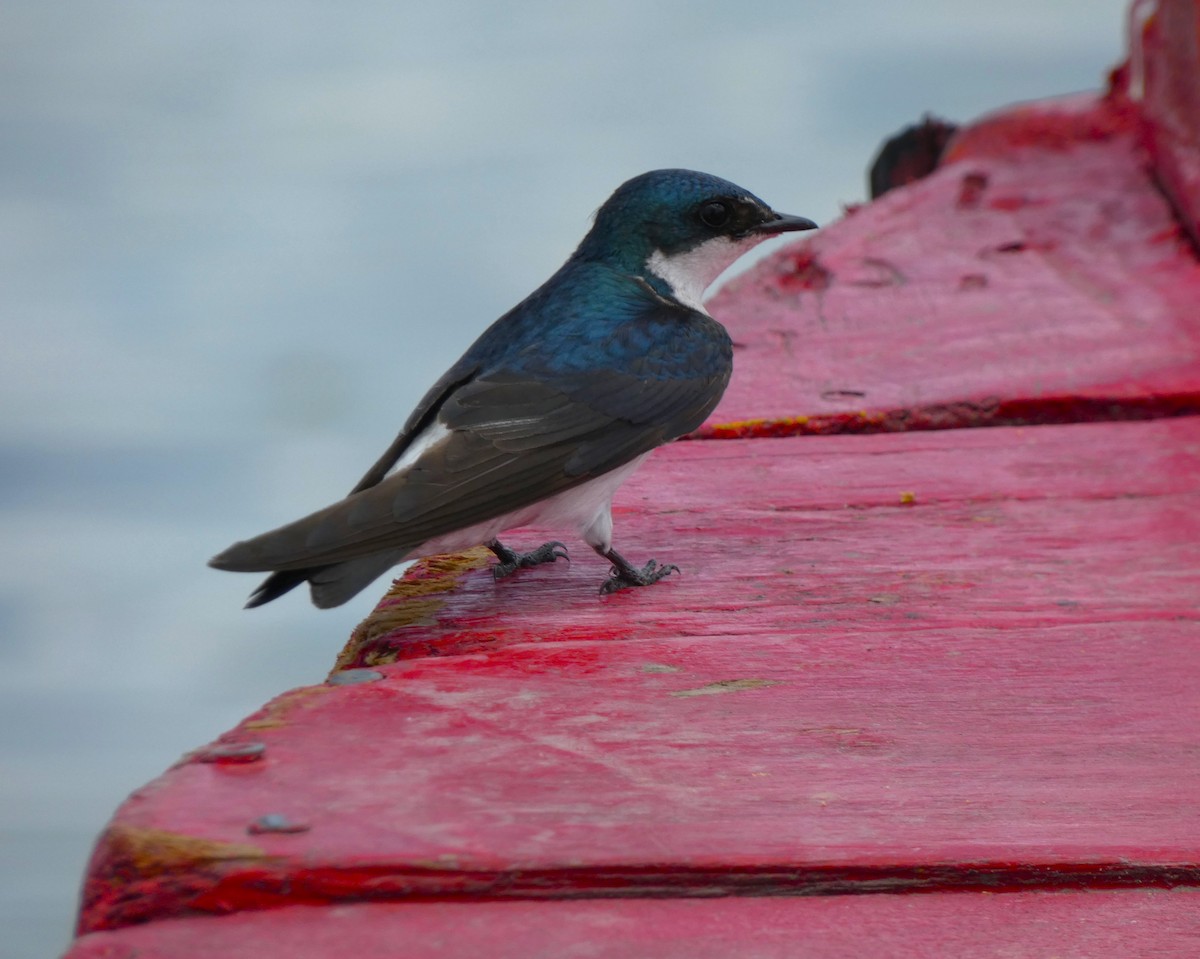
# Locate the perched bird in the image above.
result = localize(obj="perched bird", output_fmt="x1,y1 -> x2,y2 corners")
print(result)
210,169 -> 817,608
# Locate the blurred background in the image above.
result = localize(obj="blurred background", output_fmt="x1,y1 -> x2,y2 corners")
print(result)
1,1 -> 1130,954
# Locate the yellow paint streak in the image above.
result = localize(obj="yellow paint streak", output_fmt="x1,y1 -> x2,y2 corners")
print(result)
334,548 -> 493,670
103,824 -> 267,877
243,686 -> 327,730
705,415 -> 811,438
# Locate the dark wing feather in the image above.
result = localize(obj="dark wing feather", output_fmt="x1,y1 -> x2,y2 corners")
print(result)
347,361 -> 481,495
216,382 -> 628,570
229,359 -> 486,605
211,289 -> 731,574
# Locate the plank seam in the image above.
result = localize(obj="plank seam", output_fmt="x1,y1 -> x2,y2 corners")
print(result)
82,860 -> 1200,933
694,395 -> 1200,441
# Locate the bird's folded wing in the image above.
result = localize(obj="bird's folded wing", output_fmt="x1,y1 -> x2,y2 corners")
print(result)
210,359 -> 726,572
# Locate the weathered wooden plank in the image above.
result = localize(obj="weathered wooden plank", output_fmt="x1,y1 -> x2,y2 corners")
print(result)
77,622 -> 1200,931
702,92 -> 1200,436
338,417 -> 1200,663
77,418 -> 1200,932
1140,0 -> 1200,243
67,889 -> 1200,959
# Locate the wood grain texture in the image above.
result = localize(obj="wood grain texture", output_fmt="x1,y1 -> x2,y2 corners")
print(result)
702,92 -> 1200,437
78,419 -> 1200,932
338,418 -> 1200,663
65,3 -> 1200,951
65,890 -> 1200,959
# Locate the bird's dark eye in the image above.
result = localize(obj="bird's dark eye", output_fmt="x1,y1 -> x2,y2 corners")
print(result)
699,200 -> 730,228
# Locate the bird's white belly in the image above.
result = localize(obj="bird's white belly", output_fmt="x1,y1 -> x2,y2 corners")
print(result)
416,452 -> 650,556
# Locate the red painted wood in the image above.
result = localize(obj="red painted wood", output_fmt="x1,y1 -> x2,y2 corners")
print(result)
702,90 -> 1200,437
64,4 -> 1200,952
64,889 -> 1200,959
77,419 -> 1200,932
1139,0 -> 1200,244
339,417 -> 1200,663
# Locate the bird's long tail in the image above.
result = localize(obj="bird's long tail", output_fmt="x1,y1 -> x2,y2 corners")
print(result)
240,550 -> 408,609
244,569 -> 313,608
305,550 -> 409,608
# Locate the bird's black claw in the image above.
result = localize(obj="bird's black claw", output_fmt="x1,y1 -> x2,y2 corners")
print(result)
492,540 -> 570,580
599,559 -> 679,594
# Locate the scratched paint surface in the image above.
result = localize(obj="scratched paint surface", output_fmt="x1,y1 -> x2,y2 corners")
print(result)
333,419 -> 1200,664
76,419 -> 1200,931
65,2 -> 1200,952
702,90 -> 1200,436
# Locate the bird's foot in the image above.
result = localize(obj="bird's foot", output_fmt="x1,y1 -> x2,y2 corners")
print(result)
598,547 -> 679,595
488,539 -> 569,580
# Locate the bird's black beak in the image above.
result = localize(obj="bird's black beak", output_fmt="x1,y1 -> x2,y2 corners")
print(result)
753,212 -> 819,235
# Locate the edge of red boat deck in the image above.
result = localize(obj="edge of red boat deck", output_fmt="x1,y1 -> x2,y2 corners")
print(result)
63,891 -> 1200,959
64,2 -> 1200,955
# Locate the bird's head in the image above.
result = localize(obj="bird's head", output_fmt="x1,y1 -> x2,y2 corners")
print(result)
574,169 -> 818,309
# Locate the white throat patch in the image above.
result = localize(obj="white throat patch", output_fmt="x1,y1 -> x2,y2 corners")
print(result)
645,235 -> 763,313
